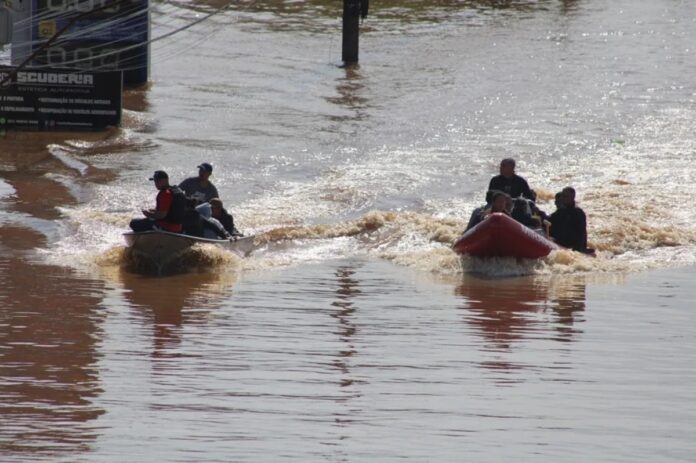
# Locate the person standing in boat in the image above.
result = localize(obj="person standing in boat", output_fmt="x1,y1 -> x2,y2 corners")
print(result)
210,198 -> 243,237
179,162 -> 219,205
130,170 -> 186,233
549,187 -> 589,253
488,158 -> 534,200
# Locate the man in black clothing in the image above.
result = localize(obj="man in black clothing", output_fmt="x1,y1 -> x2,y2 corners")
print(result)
466,191 -> 511,231
488,158 -> 533,199
210,198 -> 242,237
511,197 -> 540,228
550,187 -> 588,252
465,189 -> 498,231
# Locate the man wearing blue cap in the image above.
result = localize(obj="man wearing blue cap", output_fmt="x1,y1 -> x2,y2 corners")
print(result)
179,162 -> 219,205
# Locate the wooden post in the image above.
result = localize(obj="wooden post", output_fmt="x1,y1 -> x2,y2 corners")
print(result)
342,0 -> 361,65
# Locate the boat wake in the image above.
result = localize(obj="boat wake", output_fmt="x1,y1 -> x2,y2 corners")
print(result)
41,196 -> 696,278
239,209 -> 696,277
93,242 -> 244,276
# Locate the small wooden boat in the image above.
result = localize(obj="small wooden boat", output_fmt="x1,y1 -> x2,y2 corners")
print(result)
452,212 -> 559,259
123,230 -> 256,272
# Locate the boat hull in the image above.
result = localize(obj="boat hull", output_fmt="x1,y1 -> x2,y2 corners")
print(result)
452,213 -> 559,259
123,230 -> 255,271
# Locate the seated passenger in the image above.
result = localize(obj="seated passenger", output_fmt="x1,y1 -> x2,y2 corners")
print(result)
550,187 -> 589,252
129,170 -> 186,233
491,192 -> 512,216
511,197 -> 540,228
468,191 -> 510,229
465,190 -> 498,232
210,198 -> 243,237
195,202 -> 230,240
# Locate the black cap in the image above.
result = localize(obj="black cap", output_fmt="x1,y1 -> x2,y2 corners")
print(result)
197,162 -> 213,173
149,170 -> 168,181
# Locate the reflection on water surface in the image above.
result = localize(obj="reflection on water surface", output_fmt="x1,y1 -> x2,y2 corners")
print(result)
0,259 -> 105,459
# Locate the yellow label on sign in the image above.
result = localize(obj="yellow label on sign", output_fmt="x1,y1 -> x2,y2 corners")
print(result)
38,20 -> 57,39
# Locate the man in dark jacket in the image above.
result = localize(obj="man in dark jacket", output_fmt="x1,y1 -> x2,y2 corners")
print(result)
550,187 -> 588,252
210,198 -> 242,237
488,158 -> 533,199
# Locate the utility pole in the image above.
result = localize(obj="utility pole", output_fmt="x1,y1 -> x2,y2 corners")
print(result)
342,0 -> 368,65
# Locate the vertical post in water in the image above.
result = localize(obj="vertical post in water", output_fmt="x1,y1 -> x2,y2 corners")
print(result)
342,0 -> 361,65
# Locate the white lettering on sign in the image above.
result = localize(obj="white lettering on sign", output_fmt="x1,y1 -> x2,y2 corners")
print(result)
16,72 -> 94,86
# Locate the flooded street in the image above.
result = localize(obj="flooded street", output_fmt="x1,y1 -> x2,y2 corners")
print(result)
2,0 -> 696,460
3,260 -> 695,461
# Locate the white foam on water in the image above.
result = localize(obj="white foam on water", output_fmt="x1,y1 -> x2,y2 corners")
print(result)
0,179 -> 16,200
37,207 -> 130,270
233,145 -> 440,230
37,102 -> 696,279
48,145 -> 90,176
242,237 -> 359,273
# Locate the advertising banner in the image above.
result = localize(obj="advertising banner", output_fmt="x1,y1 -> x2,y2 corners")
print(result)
0,66 -> 122,130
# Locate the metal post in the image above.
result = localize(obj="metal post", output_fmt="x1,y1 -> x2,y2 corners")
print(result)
342,0 -> 361,65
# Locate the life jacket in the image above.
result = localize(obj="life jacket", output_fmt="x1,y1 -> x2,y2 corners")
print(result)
163,186 -> 186,225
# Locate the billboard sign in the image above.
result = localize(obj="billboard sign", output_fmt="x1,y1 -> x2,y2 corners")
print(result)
0,66 -> 122,129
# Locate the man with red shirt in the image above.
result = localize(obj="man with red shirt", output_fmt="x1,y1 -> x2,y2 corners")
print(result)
129,170 -> 186,233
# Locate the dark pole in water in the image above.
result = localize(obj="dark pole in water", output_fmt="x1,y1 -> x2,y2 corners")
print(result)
342,0 -> 367,65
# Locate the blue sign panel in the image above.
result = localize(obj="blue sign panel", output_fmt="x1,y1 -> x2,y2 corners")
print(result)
30,0 -> 149,85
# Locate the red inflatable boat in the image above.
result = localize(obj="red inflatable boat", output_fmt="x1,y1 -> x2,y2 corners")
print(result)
452,213 -> 560,259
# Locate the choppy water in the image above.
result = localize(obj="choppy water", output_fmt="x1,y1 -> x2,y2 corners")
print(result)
1,0 -> 696,461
